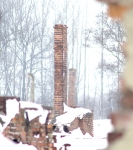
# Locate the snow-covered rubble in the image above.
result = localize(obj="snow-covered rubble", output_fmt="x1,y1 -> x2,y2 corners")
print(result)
52,103 -> 92,126
20,101 -> 49,124
0,99 -> 49,133
0,99 -> 114,150
0,99 -> 49,150
53,103 -> 113,150
0,99 -> 19,132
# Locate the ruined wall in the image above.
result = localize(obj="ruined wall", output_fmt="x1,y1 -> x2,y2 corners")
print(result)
0,96 -> 20,114
68,112 -> 93,136
0,97 -> 54,150
3,107 -> 54,150
68,118 -> 79,131
54,24 -> 68,116
79,113 -> 93,136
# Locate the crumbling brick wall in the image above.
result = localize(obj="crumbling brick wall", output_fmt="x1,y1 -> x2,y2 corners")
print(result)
3,108 -> 54,150
68,112 -> 93,136
79,113 -> 93,136
68,118 -> 79,131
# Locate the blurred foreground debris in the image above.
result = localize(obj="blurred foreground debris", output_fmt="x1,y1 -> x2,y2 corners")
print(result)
97,0 -> 133,150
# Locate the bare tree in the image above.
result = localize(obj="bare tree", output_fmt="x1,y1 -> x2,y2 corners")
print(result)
0,0 -> 54,105
84,12 -> 125,117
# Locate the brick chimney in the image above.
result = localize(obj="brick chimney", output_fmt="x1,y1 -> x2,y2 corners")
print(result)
54,24 -> 68,116
68,68 -> 76,107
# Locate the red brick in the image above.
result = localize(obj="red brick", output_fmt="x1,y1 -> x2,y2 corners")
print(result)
31,141 -> 37,146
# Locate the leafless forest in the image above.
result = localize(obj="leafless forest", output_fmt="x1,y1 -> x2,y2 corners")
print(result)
0,0 -> 125,119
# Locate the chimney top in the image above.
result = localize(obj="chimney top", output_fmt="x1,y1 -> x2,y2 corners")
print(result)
54,24 -> 67,29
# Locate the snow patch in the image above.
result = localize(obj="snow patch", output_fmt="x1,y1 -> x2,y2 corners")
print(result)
34,134 -> 40,138
55,103 -> 92,125
54,127 -> 108,150
0,134 -> 37,150
20,101 -> 48,124
93,119 -> 114,138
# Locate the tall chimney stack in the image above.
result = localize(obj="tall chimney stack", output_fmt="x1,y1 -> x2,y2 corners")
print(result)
54,24 -> 68,116
68,68 -> 76,107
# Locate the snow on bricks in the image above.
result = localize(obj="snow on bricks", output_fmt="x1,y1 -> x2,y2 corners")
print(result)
50,103 -> 93,136
0,99 -> 55,150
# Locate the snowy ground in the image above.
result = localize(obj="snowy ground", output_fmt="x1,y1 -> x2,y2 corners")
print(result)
53,120 -> 113,150
0,133 -> 37,150
94,119 -> 113,138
